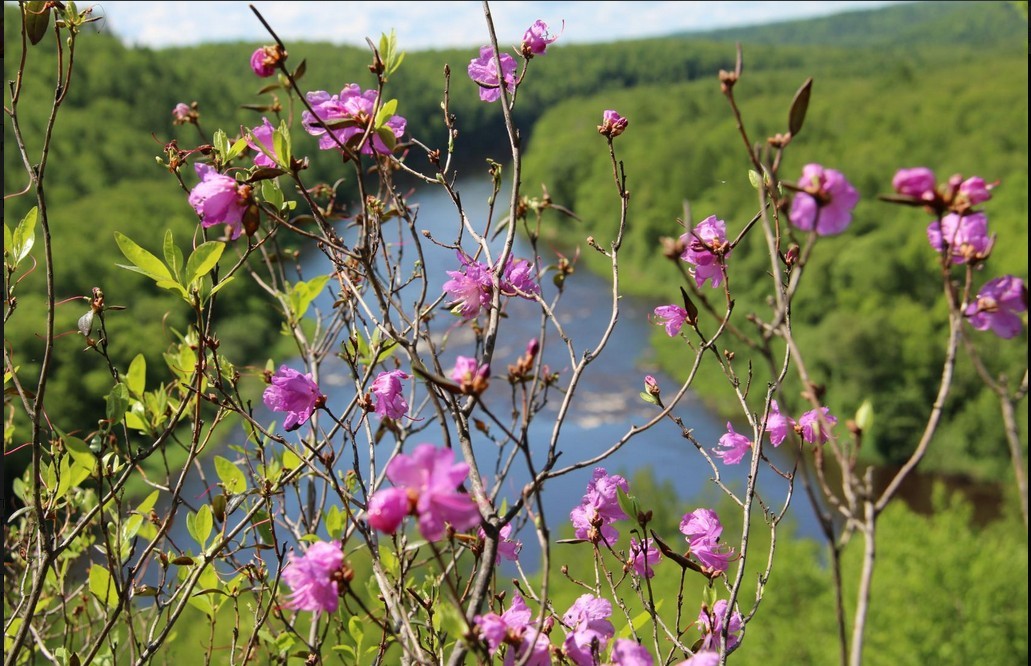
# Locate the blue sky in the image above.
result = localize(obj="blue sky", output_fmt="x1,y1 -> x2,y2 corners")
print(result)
92,1 -> 899,50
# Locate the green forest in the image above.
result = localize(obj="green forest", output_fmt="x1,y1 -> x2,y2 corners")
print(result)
4,2 -> 1028,662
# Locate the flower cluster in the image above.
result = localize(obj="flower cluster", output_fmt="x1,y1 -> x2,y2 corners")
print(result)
680,215 -> 731,288
790,163 -> 859,236
171,102 -> 197,126
628,537 -> 661,579
521,19 -> 561,57
713,423 -> 751,465
562,594 -> 615,666
442,251 -> 541,319
468,46 -> 518,103
598,109 -> 629,138
477,523 -> 523,564
249,44 -> 284,77
892,167 -> 994,214
569,468 -> 629,544
680,508 -> 734,575
652,304 -> 689,337
696,599 -> 744,652
475,593 -> 552,665
713,403 -> 837,466
301,84 -> 406,155
366,443 -> 480,541
964,275 -> 1028,339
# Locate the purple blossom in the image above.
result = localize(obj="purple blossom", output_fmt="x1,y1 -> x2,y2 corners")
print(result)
301,84 -> 406,155
501,256 -> 541,297
263,365 -> 323,431
522,20 -> 561,57
790,163 -> 860,236
766,400 -> 794,447
188,163 -> 249,240
674,652 -> 720,666
246,117 -> 279,168
680,215 -> 730,288
628,537 -> 661,579
965,275 -> 1027,339
368,443 -> 481,541
598,109 -> 629,138
798,407 -> 837,444
927,212 -> 992,264
609,639 -> 654,666
696,599 -> 743,652
442,252 -> 540,319
475,593 -> 552,666
713,422 -> 751,465
892,167 -> 937,200
653,304 -> 689,337
478,523 -> 523,564
250,46 -> 277,77
958,176 -> 992,206
370,370 -> 410,420
570,468 -> 629,544
280,540 -> 344,613
563,594 -> 615,666
443,253 -> 494,318
468,45 -> 518,103
680,508 -> 734,575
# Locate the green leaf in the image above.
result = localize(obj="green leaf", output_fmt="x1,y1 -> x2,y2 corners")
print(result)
126,354 -> 146,397
260,178 -> 284,210
375,99 -> 398,128
285,275 -> 330,323
137,490 -> 160,515
115,232 -> 173,282
325,505 -> 344,538
788,77 -> 813,136
225,137 -> 249,163
209,275 -> 236,297
162,229 -> 184,281
105,383 -> 130,425
24,1 -> 52,45
855,399 -> 874,433
185,241 -> 225,286
88,564 -> 117,609
273,123 -> 291,167
62,433 -> 96,469
212,129 -> 230,157
214,455 -> 247,494
10,207 -> 38,266
640,391 -> 658,405
186,505 -> 214,548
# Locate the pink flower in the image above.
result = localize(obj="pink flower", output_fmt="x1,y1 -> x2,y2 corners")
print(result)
598,109 -> 629,138
366,487 -> 410,535
798,407 -> 837,444
680,215 -> 730,288
188,163 -> 249,240
653,304 -> 688,337
452,356 -> 491,394
570,468 -> 629,544
609,638 -> 654,666
926,212 -> 992,264
250,46 -> 278,77
522,19 -> 561,57
790,163 -> 859,236
965,275 -> 1027,339
301,84 -> 406,155
696,599 -> 743,652
892,167 -> 937,200
629,537 -> 660,579
442,252 -> 540,319
246,117 -> 279,168
369,443 -> 481,541
766,400 -> 794,447
713,422 -> 751,465
680,508 -> 734,575
468,45 -> 518,102
475,593 -> 552,665
478,523 -> 523,564
563,594 -> 615,666
280,540 -> 344,613
263,365 -> 323,431
958,176 -> 992,206
171,102 -> 194,125
370,370 -> 410,420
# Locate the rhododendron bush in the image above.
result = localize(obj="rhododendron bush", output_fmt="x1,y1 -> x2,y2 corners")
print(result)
3,3 -> 1026,665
